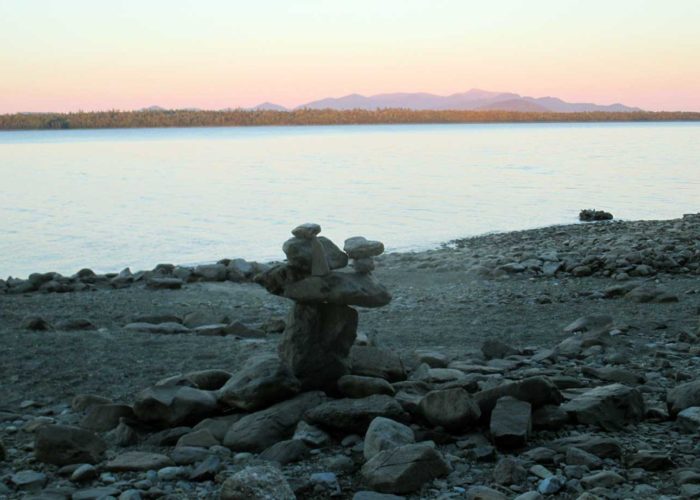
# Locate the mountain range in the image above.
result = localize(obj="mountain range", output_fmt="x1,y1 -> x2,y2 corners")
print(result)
253,89 -> 641,113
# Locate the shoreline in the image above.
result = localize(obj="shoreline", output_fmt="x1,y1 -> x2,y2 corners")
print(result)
3,214 -> 697,284
2,212 -> 700,498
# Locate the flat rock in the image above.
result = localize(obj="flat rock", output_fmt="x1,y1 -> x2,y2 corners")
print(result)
481,339 -> 519,359
677,406 -> 700,432
145,426 -> 192,446
361,443 -> 451,494
562,383 -> 645,430
170,446 -> 211,465
490,396 -> 532,449
581,366 -> 645,385
564,315 -> 613,333
625,284 -> 678,303
363,416 -> 415,460
580,470 -> 624,488
217,354 -> 300,411
282,271 -> 392,308
418,388 -> 481,432
566,447 -> 602,468
668,379 -> 700,417
551,434 -> 622,458
627,450 -> 674,470
194,414 -> 244,442
72,486 -> 121,500
80,404 -> 134,432
305,394 -> 408,434
146,277 -> 183,289
105,451 -> 174,472
259,439 -> 309,465
344,236 -> 385,259
176,429 -> 220,448
193,263 -> 227,281
71,394 -> 113,412
220,464 -> 296,500
182,310 -> 230,328
414,350 -> 449,368
223,391 -> 325,452
182,369 -> 233,390
133,385 -> 218,427
55,318 -> 96,330
532,404 -> 569,430
223,321 -> 266,338
350,346 -> 406,382
338,374 -> 396,398
10,470 -> 47,491
131,313 -> 182,324
34,425 -> 107,465
124,322 -> 190,334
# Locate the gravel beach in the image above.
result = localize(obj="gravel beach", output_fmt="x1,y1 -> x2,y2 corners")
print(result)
1,215 -> 699,499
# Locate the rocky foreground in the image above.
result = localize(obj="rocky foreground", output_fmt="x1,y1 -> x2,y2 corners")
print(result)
1,215 -> 700,500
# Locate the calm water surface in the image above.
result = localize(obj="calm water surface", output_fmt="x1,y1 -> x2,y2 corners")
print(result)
1,122 -> 699,277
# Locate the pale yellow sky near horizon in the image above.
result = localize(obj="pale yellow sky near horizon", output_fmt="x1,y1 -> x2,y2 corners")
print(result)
0,0 -> 699,113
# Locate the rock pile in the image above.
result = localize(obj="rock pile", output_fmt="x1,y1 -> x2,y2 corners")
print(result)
0,257 -> 266,295
427,212 -> 700,279
258,223 -> 391,391
579,209 -> 614,222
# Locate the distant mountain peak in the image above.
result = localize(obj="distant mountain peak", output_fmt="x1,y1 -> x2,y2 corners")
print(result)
252,102 -> 288,111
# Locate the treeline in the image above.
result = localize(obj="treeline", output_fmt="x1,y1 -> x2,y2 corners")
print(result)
1,108 -> 699,130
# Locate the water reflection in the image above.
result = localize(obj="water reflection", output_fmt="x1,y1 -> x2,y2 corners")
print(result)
0,122 -> 698,277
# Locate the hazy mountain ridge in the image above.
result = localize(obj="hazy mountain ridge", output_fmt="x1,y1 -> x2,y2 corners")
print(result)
295,89 -> 642,113
135,89 -> 641,114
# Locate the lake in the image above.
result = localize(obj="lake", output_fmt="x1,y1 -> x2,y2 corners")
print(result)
1,122 -> 699,278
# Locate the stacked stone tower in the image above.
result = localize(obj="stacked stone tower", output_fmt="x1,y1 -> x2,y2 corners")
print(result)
257,223 -> 390,392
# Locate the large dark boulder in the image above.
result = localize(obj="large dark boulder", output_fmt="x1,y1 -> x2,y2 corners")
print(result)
304,395 -> 408,434
133,385 -> 218,427
562,383 -> 645,430
35,425 -> 106,465
361,443 -> 451,494
223,392 -> 325,452
279,303 -> 357,391
217,354 -> 300,411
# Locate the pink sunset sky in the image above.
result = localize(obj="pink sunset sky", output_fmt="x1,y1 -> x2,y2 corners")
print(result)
0,0 -> 699,113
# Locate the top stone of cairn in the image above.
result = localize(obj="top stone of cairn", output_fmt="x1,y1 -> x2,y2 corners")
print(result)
343,236 -> 385,259
292,223 -> 322,240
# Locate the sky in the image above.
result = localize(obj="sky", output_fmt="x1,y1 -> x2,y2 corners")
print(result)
0,0 -> 699,113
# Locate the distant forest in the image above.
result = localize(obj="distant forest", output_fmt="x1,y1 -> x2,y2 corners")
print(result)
1,109 -> 699,130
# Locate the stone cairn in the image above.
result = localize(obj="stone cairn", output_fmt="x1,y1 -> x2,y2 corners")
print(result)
257,223 -> 391,392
